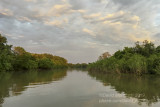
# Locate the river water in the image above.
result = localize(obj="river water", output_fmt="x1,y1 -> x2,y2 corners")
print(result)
0,69 -> 160,107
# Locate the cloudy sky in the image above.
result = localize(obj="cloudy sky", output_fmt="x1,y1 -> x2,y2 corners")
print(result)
0,0 -> 160,63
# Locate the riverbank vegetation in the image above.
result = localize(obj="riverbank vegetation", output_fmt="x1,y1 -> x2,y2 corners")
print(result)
0,34 -> 68,72
88,40 -> 160,75
68,63 -> 88,69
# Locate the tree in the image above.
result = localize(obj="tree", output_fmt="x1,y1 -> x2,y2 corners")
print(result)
13,47 -> 38,70
156,45 -> 160,53
134,40 -> 155,57
98,52 -> 111,60
14,47 -> 26,55
0,34 -> 7,44
32,53 -> 68,68
0,34 -> 14,71
0,34 -> 68,71
142,40 -> 155,56
38,58 -> 54,69
88,40 -> 160,75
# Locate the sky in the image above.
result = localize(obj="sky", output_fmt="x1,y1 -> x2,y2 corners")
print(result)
0,0 -> 160,63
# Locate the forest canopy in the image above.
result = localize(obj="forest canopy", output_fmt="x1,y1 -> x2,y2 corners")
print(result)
0,34 -> 68,71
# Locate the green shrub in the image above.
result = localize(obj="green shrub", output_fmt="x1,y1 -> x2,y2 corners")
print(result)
127,54 -> 147,74
147,55 -> 160,74
13,53 -> 38,70
38,58 -> 54,69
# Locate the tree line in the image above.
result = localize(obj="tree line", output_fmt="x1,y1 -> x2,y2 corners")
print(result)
0,34 -> 68,71
88,40 -> 160,75
68,63 -> 88,69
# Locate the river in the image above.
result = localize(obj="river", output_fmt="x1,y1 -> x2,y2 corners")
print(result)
0,69 -> 160,107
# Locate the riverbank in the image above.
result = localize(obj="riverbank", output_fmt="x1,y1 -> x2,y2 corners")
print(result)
88,40 -> 160,75
0,34 -> 68,72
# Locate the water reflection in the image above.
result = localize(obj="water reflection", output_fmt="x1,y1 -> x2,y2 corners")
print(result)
88,71 -> 160,105
1,69 -> 160,107
0,69 -> 67,106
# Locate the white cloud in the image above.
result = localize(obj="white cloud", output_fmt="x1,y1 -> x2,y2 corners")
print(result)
83,28 -> 96,37
0,8 -> 13,16
44,18 -> 68,27
0,0 -> 160,63
83,12 -> 101,19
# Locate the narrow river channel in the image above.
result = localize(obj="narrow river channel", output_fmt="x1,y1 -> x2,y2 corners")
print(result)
0,69 -> 160,107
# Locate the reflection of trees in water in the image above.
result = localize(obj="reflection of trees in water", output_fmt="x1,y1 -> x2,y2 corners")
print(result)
88,71 -> 160,105
0,72 -> 12,106
0,69 -> 67,105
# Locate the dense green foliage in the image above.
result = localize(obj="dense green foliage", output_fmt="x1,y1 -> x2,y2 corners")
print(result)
0,34 -> 68,71
0,34 -> 14,71
13,47 -> 38,70
32,53 -> 68,69
88,40 -> 160,75
37,58 -> 54,69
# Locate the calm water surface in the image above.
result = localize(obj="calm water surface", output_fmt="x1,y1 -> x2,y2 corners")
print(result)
0,69 -> 160,107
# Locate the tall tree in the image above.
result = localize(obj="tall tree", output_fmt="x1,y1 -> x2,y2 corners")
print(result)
0,34 -> 14,71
